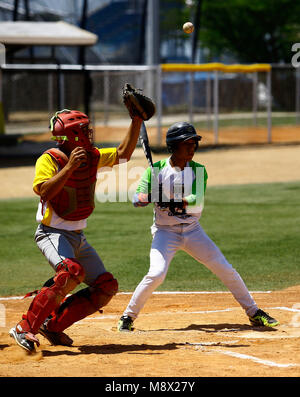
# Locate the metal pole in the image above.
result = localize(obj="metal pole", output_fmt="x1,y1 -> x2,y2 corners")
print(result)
138,0 -> 148,64
83,70 -> 92,116
206,72 -> 211,129
48,72 -> 54,115
58,69 -> 65,110
191,0 -> 202,64
13,0 -> 19,21
78,0 -> 88,65
213,70 -> 219,144
103,71 -> 109,126
252,72 -> 258,126
146,0 -> 160,98
189,72 -> 194,124
266,69 -> 272,143
0,68 -> 5,134
156,64 -> 162,146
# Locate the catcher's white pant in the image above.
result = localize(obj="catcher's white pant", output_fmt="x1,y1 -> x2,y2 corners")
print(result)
123,222 -> 258,319
35,224 -> 106,286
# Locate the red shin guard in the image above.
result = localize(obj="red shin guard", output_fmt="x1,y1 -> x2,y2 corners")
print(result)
46,272 -> 118,333
17,258 -> 85,335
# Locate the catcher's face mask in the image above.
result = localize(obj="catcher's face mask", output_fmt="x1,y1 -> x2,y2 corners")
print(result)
50,109 -> 94,151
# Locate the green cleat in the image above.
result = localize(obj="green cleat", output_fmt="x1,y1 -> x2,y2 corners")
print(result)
249,309 -> 280,327
118,315 -> 134,332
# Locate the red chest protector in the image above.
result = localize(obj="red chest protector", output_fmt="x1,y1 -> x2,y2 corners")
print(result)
44,148 -> 100,221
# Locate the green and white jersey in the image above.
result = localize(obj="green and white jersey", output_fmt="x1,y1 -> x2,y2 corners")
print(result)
136,157 -> 208,227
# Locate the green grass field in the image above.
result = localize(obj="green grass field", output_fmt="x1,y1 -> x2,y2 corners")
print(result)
0,181 -> 300,296
194,115 -> 299,130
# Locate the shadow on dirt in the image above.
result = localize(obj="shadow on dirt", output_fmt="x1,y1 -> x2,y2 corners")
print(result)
42,342 -> 180,357
80,343 -> 180,355
41,338 -> 250,357
154,323 -> 279,333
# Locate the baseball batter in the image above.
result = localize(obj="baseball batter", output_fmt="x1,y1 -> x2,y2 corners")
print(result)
118,122 -> 279,331
9,104 -> 147,352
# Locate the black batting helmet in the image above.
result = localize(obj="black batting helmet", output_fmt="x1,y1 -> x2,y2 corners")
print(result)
166,122 -> 202,153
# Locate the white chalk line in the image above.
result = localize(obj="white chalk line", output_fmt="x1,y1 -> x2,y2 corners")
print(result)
0,291 -> 272,301
119,291 -> 272,295
186,341 -> 239,347
187,343 -> 299,368
208,349 -> 299,368
272,306 -> 300,313
81,308 -> 234,321
82,315 -> 117,320
80,306 -> 300,321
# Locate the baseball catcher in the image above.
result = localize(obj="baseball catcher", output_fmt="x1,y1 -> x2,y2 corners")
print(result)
117,121 -> 280,332
9,84 -> 155,353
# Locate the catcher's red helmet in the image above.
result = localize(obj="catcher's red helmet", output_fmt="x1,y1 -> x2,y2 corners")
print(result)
50,109 -> 94,150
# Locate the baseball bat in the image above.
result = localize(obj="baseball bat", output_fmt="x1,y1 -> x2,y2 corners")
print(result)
139,122 -> 161,202
139,121 -> 154,168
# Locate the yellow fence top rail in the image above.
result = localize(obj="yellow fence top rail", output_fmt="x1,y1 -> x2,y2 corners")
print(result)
161,63 -> 271,73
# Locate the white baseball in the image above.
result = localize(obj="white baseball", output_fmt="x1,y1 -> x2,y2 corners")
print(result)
183,22 -> 194,34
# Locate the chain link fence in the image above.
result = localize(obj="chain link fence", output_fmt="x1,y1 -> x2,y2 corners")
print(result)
1,63 -> 299,146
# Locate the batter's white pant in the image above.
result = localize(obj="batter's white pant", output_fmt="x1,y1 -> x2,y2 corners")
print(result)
123,222 -> 258,319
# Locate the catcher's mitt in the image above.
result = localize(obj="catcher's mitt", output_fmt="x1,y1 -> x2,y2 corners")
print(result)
122,83 -> 155,121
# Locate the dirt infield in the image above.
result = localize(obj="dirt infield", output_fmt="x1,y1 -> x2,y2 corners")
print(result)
0,287 -> 300,377
91,124 -> 300,146
1,143 -> 300,199
22,123 -> 300,146
1,128 -> 300,378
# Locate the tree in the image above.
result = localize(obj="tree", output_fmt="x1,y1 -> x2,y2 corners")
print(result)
199,0 -> 300,63
160,0 -> 191,41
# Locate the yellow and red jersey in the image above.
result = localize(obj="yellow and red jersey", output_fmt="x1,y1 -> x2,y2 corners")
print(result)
33,147 -> 117,230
